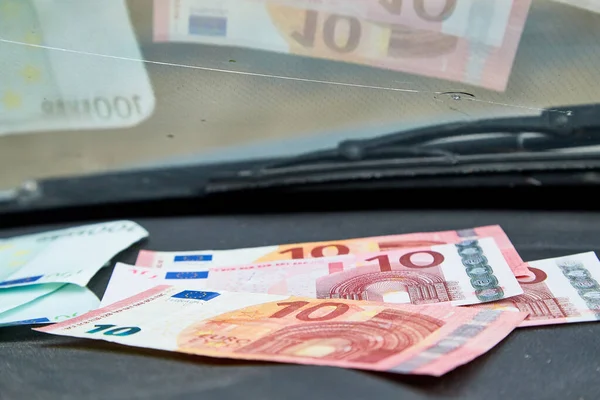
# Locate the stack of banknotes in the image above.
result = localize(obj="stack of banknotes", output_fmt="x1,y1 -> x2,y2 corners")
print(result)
2,221 -> 599,376
0,221 -> 148,326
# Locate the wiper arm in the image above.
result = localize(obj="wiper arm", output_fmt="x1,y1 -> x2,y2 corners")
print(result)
255,102 -> 600,171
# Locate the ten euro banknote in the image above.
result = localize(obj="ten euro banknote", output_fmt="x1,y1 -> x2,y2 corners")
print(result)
38,286 -> 527,376
477,252 -> 600,327
135,225 -> 529,277
154,0 -> 531,91
103,238 -> 523,307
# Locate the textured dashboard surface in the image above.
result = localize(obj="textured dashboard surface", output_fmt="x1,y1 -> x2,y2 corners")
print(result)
1,210 -> 599,400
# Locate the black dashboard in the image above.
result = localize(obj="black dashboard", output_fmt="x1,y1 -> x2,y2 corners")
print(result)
1,206 -> 599,399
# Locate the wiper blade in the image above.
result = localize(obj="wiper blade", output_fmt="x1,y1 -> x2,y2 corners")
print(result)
251,102 -> 600,172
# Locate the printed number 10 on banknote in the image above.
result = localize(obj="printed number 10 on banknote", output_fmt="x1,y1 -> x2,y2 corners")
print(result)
38,286 -> 528,376
136,225 -> 529,277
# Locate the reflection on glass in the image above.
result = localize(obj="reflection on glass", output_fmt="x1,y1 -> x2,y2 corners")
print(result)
153,0 -> 532,91
0,0 -> 155,137
551,0 -> 600,13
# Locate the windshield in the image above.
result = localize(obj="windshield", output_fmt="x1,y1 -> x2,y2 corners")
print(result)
1,0 -> 599,191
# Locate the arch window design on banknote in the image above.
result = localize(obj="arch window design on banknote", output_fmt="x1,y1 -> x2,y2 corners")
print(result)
500,267 -> 579,321
314,238 -> 517,305
180,304 -> 444,363
318,269 -> 463,304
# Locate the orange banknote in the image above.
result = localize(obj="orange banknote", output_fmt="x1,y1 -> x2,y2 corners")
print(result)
38,286 -> 527,376
110,238 -> 523,307
476,252 -> 600,327
136,225 -> 529,277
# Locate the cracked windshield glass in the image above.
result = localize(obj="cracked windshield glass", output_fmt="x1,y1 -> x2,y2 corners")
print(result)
1,0 -> 599,191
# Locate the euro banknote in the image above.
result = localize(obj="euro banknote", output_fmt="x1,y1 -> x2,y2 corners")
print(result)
0,220 -> 148,289
477,252 -> 600,327
153,0 -> 531,91
37,286 -> 527,376
104,238 -> 523,307
0,284 -> 99,327
0,283 -> 63,314
312,238 -> 523,304
551,0 -> 600,13
135,225 -> 529,277
0,0 -> 155,137
101,259 -> 359,306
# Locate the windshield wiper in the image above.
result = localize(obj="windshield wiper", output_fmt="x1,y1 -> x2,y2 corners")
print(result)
206,102 -> 600,191
236,102 -> 600,171
2,103 -> 600,214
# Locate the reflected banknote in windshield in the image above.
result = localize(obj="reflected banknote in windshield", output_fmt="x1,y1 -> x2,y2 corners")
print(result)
551,0 -> 600,13
0,0 -> 155,136
153,0 -> 532,91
